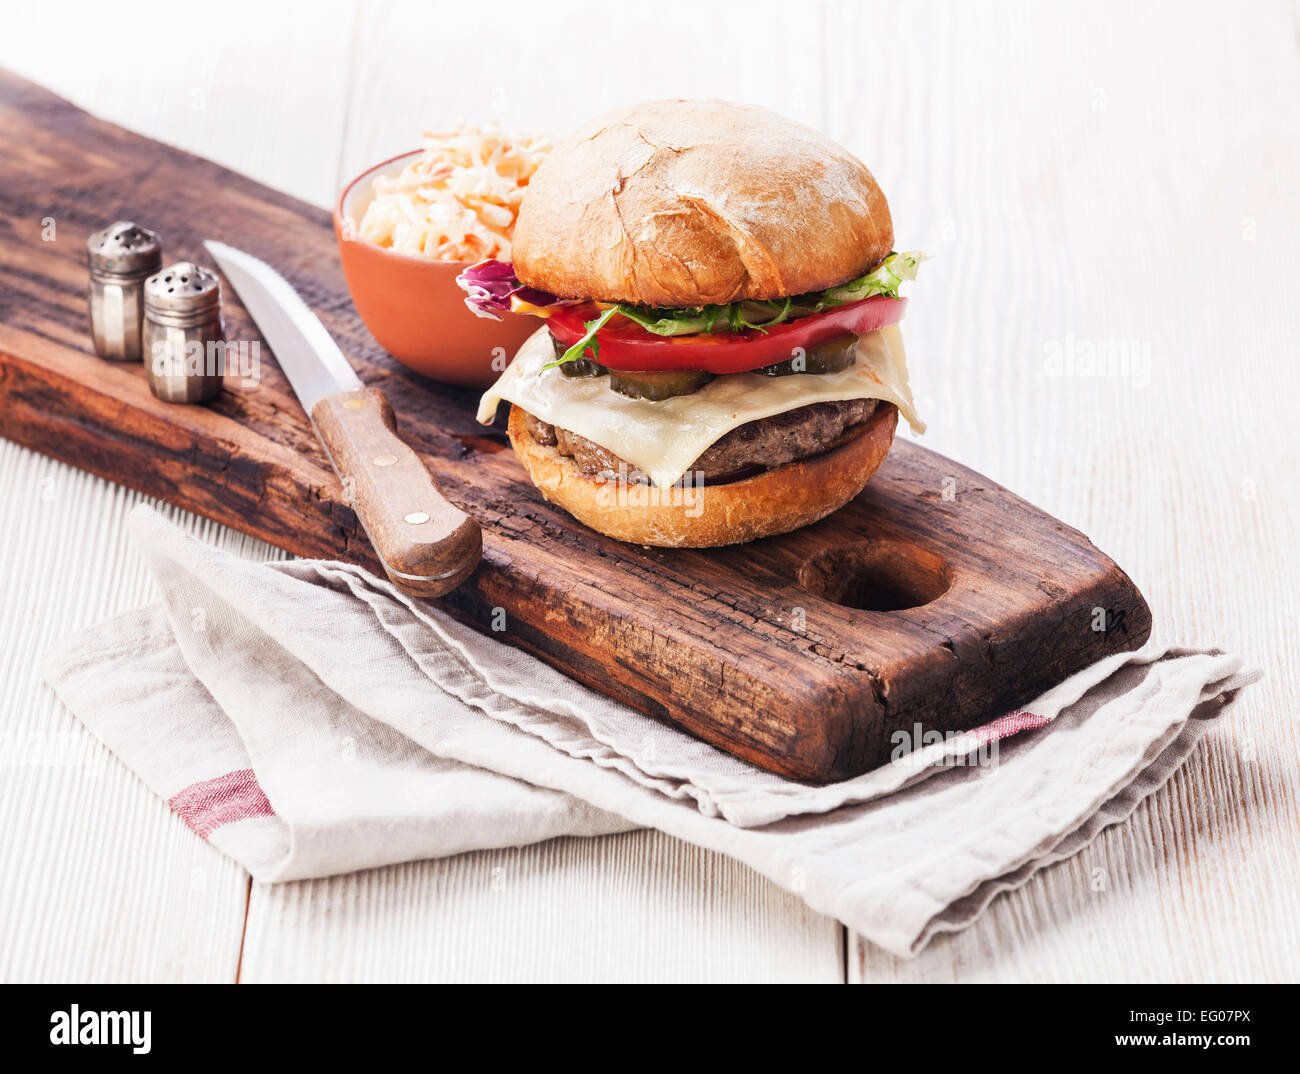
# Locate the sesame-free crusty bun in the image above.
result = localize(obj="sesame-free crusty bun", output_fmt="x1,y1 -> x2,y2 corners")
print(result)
507,403 -> 898,548
511,99 -> 894,307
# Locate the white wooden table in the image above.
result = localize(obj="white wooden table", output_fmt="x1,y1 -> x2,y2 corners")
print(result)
2,0 -> 1297,983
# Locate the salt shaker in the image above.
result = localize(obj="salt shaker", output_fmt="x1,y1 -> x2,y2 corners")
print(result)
142,262 -> 225,403
86,221 -> 162,361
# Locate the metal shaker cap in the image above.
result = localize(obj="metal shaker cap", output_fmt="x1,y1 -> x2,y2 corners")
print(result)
87,221 -> 162,278
144,262 -> 221,323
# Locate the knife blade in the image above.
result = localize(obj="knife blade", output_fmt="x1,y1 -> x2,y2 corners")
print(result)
204,240 -> 481,598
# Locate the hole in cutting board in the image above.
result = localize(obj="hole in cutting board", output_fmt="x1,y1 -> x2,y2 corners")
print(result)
797,538 -> 952,611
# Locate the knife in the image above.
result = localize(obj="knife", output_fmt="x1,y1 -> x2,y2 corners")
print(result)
204,240 -> 482,599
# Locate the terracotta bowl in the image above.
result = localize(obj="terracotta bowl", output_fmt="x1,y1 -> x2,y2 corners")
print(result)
334,150 -> 541,388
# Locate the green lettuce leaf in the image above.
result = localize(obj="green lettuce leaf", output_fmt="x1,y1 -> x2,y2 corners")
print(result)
820,250 -> 924,307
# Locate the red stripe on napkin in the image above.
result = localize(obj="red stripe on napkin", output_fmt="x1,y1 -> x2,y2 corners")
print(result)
168,768 -> 275,838
964,710 -> 1052,746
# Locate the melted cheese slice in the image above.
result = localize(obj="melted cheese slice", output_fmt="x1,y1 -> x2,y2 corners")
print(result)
478,325 -> 925,488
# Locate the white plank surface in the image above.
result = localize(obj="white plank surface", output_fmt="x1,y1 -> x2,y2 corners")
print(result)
1,0 -> 1297,982
241,832 -> 841,983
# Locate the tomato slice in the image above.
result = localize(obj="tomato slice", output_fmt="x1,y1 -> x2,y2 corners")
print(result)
546,296 -> 907,373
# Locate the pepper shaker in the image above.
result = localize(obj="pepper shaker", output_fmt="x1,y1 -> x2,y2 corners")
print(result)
143,262 -> 225,403
86,222 -> 162,361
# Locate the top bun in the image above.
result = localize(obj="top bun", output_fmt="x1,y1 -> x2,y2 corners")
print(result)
512,99 -> 893,307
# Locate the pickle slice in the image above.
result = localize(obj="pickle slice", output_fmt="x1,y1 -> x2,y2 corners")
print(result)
550,334 -> 608,377
759,332 -> 859,377
559,357 -> 608,378
608,368 -> 714,401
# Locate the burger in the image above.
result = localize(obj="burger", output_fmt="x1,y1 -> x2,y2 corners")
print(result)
460,98 -> 925,547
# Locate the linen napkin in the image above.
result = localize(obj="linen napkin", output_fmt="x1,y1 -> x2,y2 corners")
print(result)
42,505 -> 1257,957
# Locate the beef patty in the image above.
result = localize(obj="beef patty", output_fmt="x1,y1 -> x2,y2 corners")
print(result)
523,398 -> 879,484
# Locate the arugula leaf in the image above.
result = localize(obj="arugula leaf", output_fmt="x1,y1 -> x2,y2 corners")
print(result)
542,305 -> 621,370
616,306 -> 717,336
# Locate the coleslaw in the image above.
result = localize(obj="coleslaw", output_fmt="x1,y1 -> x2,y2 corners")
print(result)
355,124 -> 550,262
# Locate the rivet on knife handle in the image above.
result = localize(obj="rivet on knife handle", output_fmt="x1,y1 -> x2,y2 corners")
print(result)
311,387 -> 482,598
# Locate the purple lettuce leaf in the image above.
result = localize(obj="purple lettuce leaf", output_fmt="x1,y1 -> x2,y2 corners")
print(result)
455,259 -> 566,320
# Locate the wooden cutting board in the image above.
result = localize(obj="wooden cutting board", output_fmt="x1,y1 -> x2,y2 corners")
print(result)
0,72 -> 1152,782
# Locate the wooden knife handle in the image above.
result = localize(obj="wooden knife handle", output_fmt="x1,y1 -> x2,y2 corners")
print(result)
310,388 -> 482,598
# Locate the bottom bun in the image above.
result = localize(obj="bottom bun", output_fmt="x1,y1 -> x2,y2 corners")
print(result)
507,402 -> 899,548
